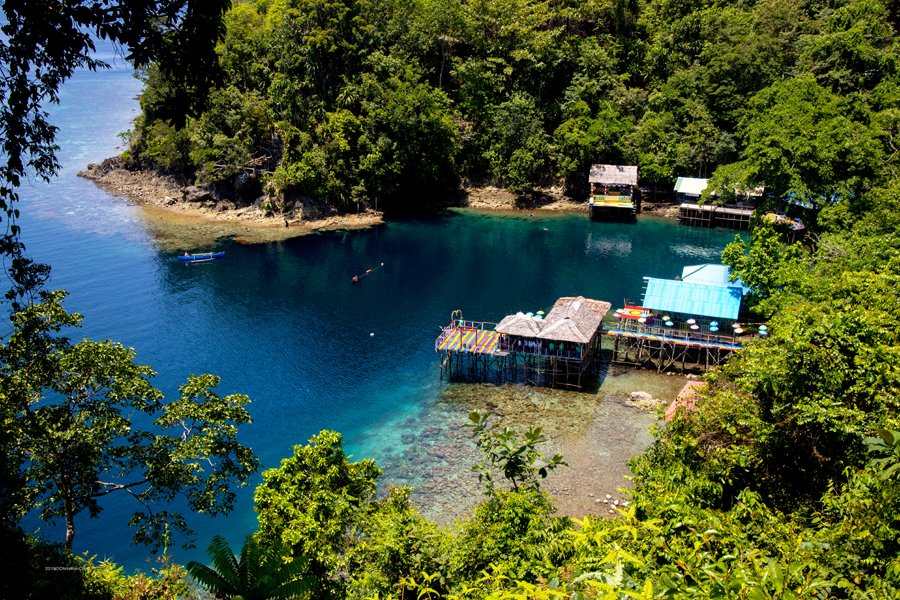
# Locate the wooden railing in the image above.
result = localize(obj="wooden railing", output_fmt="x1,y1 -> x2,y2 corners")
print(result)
603,319 -> 748,346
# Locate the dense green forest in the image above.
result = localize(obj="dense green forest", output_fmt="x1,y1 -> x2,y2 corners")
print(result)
128,0 -> 900,211
5,0 -> 900,598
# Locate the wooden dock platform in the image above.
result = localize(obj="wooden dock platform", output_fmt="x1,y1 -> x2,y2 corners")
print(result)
678,203 -> 754,229
435,297 -> 610,389
604,319 -> 745,372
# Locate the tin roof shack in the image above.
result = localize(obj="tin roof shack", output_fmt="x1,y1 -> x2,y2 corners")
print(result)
643,278 -> 743,321
589,164 -> 639,221
606,264 -> 752,373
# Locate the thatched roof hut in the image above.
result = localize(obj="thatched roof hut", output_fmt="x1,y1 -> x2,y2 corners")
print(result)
538,296 -> 611,343
495,312 -> 544,337
536,317 -> 591,343
589,164 -> 638,186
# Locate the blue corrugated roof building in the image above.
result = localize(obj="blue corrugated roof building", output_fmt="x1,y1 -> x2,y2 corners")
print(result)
681,264 -> 750,294
643,277 -> 743,320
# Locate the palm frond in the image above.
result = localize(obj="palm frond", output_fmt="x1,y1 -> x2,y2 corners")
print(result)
207,534 -> 241,590
187,560 -> 235,597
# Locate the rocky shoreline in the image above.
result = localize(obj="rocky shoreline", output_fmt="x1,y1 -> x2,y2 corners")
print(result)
78,158 -> 680,250
78,157 -> 385,248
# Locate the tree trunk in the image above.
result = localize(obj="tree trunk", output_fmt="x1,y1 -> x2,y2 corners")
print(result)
439,40 -> 446,89
63,481 -> 75,551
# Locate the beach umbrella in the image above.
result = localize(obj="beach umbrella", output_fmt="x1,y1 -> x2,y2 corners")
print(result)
665,321 -> 673,326
710,321 -> 719,327
734,328 -> 744,334
687,319 -> 696,324
613,312 -> 621,318
526,312 -> 533,317
536,310 -> 545,315
690,324 -> 699,330
662,315 -> 670,320
638,317 -> 646,324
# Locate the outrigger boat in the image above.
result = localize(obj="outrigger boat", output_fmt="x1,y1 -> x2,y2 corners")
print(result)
178,251 -> 225,262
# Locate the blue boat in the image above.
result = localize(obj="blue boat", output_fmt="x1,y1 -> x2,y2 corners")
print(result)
177,251 -> 225,262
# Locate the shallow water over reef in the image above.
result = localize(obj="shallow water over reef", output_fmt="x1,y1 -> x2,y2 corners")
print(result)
15,53 -> 742,571
365,358 -> 690,525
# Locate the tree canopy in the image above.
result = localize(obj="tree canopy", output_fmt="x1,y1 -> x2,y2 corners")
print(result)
7,0 -> 900,597
0,290 -> 260,551
124,0 -> 900,215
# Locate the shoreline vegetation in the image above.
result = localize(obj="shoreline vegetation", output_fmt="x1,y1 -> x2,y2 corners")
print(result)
9,0 -> 900,595
78,157 -> 679,248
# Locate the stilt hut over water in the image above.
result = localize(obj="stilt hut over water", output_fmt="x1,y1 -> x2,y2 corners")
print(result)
676,177 -> 757,229
435,296 -> 611,388
589,164 -> 639,220
606,264 -> 762,372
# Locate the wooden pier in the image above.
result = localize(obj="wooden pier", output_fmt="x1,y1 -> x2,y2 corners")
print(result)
589,196 -> 637,221
436,324 -> 604,388
434,293 -> 759,384
605,319 -> 744,373
678,203 -> 754,229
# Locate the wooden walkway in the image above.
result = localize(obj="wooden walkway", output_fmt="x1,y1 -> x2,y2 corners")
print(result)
603,321 -> 745,372
678,203 -> 753,229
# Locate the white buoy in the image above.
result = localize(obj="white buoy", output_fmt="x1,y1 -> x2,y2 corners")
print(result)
370,333 -> 374,336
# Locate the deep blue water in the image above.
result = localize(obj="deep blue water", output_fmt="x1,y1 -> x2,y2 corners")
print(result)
13,52 -> 744,571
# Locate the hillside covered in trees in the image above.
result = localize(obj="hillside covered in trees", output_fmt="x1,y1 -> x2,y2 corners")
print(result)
8,0 -> 900,598
128,0 -> 899,213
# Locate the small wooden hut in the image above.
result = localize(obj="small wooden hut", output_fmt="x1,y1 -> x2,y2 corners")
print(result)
436,296 -> 611,388
495,311 -> 543,338
589,164 -> 639,220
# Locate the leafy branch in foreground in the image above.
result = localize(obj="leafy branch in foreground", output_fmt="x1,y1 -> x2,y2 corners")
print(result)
865,429 -> 900,481
464,410 -> 567,495
0,289 -> 260,552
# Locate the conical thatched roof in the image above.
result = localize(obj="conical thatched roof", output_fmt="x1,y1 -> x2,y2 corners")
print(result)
495,312 -> 544,337
538,296 -> 610,342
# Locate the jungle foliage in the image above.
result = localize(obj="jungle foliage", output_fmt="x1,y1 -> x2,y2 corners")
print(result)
128,0 -> 900,213
7,0 -> 900,598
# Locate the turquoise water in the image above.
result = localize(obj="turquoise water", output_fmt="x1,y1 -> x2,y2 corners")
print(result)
14,53 -> 743,571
